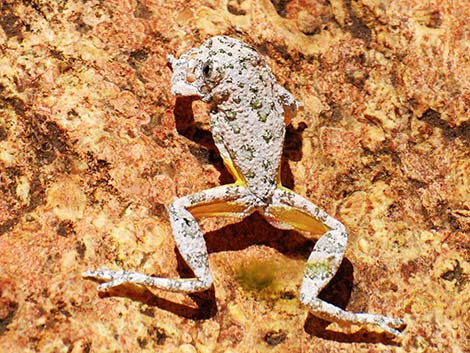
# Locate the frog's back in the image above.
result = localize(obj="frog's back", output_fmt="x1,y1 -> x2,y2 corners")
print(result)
172,36 -> 287,201
204,37 -> 286,201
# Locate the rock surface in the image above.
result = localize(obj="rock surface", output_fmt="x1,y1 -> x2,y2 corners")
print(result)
0,0 -> 469,352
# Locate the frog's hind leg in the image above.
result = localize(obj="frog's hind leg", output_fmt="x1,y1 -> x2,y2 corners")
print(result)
83,184 -> 257,293
262,187 -> 405,336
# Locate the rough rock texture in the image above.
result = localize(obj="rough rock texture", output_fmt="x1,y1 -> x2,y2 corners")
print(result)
0,0 -> 469,352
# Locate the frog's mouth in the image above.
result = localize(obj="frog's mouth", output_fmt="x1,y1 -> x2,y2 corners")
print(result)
171,79 -> 202,97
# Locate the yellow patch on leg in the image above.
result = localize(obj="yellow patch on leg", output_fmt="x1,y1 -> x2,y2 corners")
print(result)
267,205 -> 330,235
189,199 -> 247,217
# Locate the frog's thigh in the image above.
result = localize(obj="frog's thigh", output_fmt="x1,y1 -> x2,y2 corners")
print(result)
263,187 -> 330,235
263,203 -> 330,234
263,187 -> 348,295
171,183 -> 257,277
187,185 -> 254,218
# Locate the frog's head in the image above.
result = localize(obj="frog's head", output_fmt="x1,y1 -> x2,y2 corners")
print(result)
168,36 -> 263,103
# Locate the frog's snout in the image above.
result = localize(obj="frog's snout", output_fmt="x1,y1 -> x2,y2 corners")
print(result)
168,55 -> 203,98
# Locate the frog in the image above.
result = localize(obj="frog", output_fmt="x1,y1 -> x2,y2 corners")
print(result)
83,35 -> 405,337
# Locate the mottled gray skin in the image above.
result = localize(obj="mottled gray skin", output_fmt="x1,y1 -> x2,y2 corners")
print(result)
84,36 -> 405,337
170,36 -> 299,202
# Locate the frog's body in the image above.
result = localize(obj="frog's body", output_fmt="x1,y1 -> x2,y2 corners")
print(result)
170,36 -> 290,202
84,36 -> 404,337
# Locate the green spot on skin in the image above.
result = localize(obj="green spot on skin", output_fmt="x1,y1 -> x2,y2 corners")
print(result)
304,260 -> 333,279
245,170 -> 256,179
241,144 -> 255,159
262,175 -> 271,184
258,111 -> 267,122
263,130 -> 273,143
234,96 -> 241,104
225,110 -> 237,120
251,99 -> 262,109
262,160 -> 271,169
230,123 -> 240,134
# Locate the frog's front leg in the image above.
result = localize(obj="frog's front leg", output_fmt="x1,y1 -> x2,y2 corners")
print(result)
83,184 -> 257,293
276,84 -> 303,125
263,187 -> 405,337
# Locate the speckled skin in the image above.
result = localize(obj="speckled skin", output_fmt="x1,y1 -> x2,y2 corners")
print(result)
169,36 -> 300,201
83,36 -> 404,337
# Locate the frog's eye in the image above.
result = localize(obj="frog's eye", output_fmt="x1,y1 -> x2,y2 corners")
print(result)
202,61 -> 213,79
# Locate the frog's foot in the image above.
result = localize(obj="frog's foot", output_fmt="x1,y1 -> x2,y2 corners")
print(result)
307,301 -> 405,336
83,266 -> 214,292
82,266 -> 115,281
363,314 -> 405,337
82,267 -> 142,292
